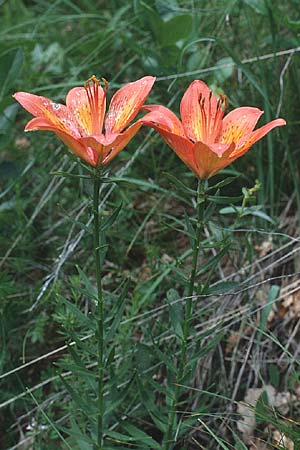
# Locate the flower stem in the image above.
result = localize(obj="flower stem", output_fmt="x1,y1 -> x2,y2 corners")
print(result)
93,169 -> 104,450
163,179 -> 207,450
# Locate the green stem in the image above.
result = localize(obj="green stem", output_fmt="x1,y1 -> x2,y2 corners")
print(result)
163,179 -> 206,450
93,169 -> 104,450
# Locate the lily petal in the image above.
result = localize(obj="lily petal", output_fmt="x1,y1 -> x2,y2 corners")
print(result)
105,76 -> 155,134
14,92 -> 63,117
144,121 -> 197,174
180,80 -> 218,142
141,104 -> 185,136
220,107 -> 263,143
231,118 -> 286,158
103,122 -> 143,165
194,141 -> 235,179
207,142 -> 233,157
79,122 -> 142,166
56,130 -> 98,166
78,135 -> 105,164
13,92 -> 77,136
24,117 -> 97,166
80,133 -> 121,148
66,85 -> 106,136
25,117 -> 60,132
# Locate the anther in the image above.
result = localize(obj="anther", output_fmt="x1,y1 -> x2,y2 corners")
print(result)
101,77 -> 109,93
219,94 -> 228,111
84,75 -> 100,90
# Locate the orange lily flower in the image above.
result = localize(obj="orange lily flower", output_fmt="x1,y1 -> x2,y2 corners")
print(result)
13,75 -> 155,167
141,80 -> 286,179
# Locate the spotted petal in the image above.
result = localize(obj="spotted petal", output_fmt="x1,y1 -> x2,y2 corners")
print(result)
79,122 -> 142,166
13,92 -> 77,136
194,141 -> 235,179
66,85 -> 106,136
144,119 -> 197,175
180,80 -> 219,142
220,107 -> 263,144
105,76 -> 155,134
230,118 -> 286,158
141,104 -> 185,136
24,117 -> 97,166
103,122 -> 143,164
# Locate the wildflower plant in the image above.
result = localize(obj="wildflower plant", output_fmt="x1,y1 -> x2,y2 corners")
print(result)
141,79 -> 285,449
14,75 -> 155,449
13,75 -> 286,450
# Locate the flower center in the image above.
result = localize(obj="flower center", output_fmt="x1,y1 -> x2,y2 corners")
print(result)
198,91 -> 228,142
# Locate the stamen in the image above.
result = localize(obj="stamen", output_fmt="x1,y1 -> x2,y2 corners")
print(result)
84,75 -> 100,89
101,77 -> 109,93
198,94 -> 208,141
198,91 -> 228,143
84,75 -> 104,135
219,94 -> 228,111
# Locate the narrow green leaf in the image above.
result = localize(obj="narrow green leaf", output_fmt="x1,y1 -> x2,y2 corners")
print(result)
105,429 -> 137,444
268,363 -> 280,389
58,296 -> 95,329
51,170 -> 90,179
207,195 -> 243,204
165,172 -> 197,195
219,206 -> 238,215
100,202 -> 122,232
106,345 -> 115,367
166,288 -> 183,340
105,374 -> 136,415
257,285 -> 279,345
64,216 -> 92,234
58,360 -> 97,379
106,280 -> 129,343
67,344 -> 97,392
56,421 -> 95,446
243,209 -> 275,223
196,246 -> 229,277
197,418 -> 230,449
255,390 -> 270,423
77,266 -> 97,301
207,176 -> 238,191
234,437 -> 248,450
184,210 -> 195,247
140,248 -> 192,306
105,176 -> 164,193
122,423 -> 161,449
58,373 -> 96,418
26,389 -> 73,449
137,377 -> 168,433
186,332 -> 224,370
244,0 -> 268,15
206,281 -> 239,295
